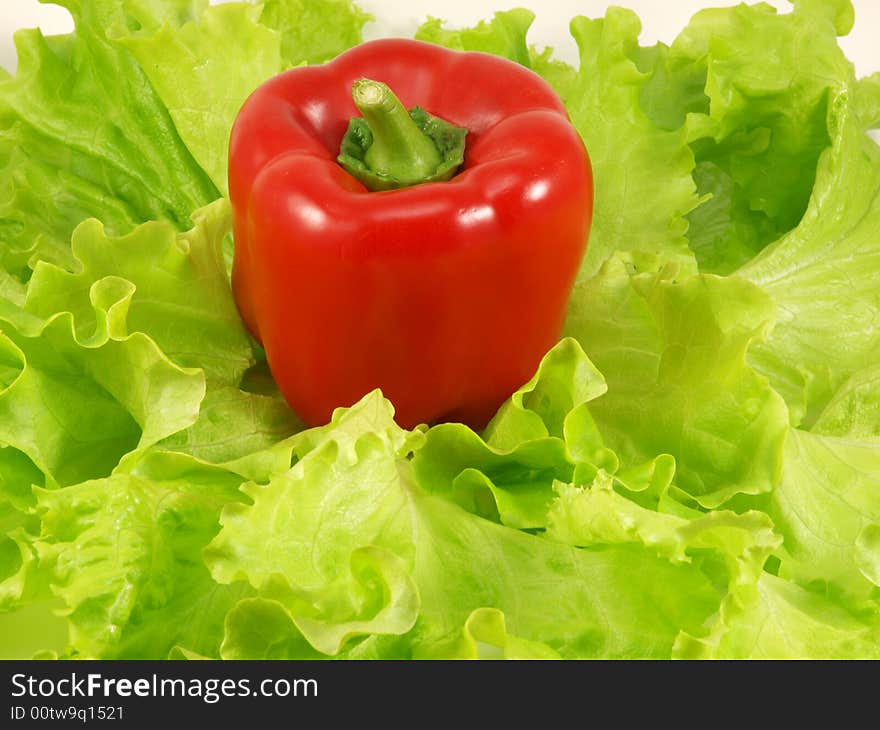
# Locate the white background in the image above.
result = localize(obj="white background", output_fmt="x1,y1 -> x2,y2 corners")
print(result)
2,0 -> 879,77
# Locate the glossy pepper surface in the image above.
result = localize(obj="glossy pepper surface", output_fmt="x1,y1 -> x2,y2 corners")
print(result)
229,38 -> 593,429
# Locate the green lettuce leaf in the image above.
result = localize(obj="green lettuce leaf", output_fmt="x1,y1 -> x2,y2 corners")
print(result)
416,8 -> 535,67
260,0 -> 373,68
0,287 -> 204,488
672,1 -> 855,273
813,365 -> 880,438
34,452 -> 254,659
683,160 -> 779,276
0,196 -> 284,488
206,393 -> 424,656
547,473 -> 777,569
412,338 -> 680,528
563,11 -> 701,278
0,479 -> 68,659
0,447 -> 43,601
219,597 -> 324,660
859,72 -> 880,129
208,391 -> 721,659
0,0 -> 218,280
0,448 -> 56,659
411,607 -> 562,660
739,90 -> 880,428
747,428 -> 880,601
565,254 -> 789,507
547,471 -> 782,654
0,511 -> 32,607
155,385 -> 302,464
677,572 -> 880,659
412,338 -> 607,528
24,198 -> 252,388
114,2 -> 282,193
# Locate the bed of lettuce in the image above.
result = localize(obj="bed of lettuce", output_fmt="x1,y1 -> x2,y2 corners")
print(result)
1,0 -> 879,660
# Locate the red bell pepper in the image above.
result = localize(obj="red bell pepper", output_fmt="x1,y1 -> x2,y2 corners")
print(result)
229,38 -> 593,429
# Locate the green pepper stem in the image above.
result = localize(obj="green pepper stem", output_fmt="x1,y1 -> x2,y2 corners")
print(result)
351,78 -> 442,185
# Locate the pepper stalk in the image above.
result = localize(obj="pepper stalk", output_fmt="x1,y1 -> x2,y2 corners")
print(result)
338,78 -> 467,191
